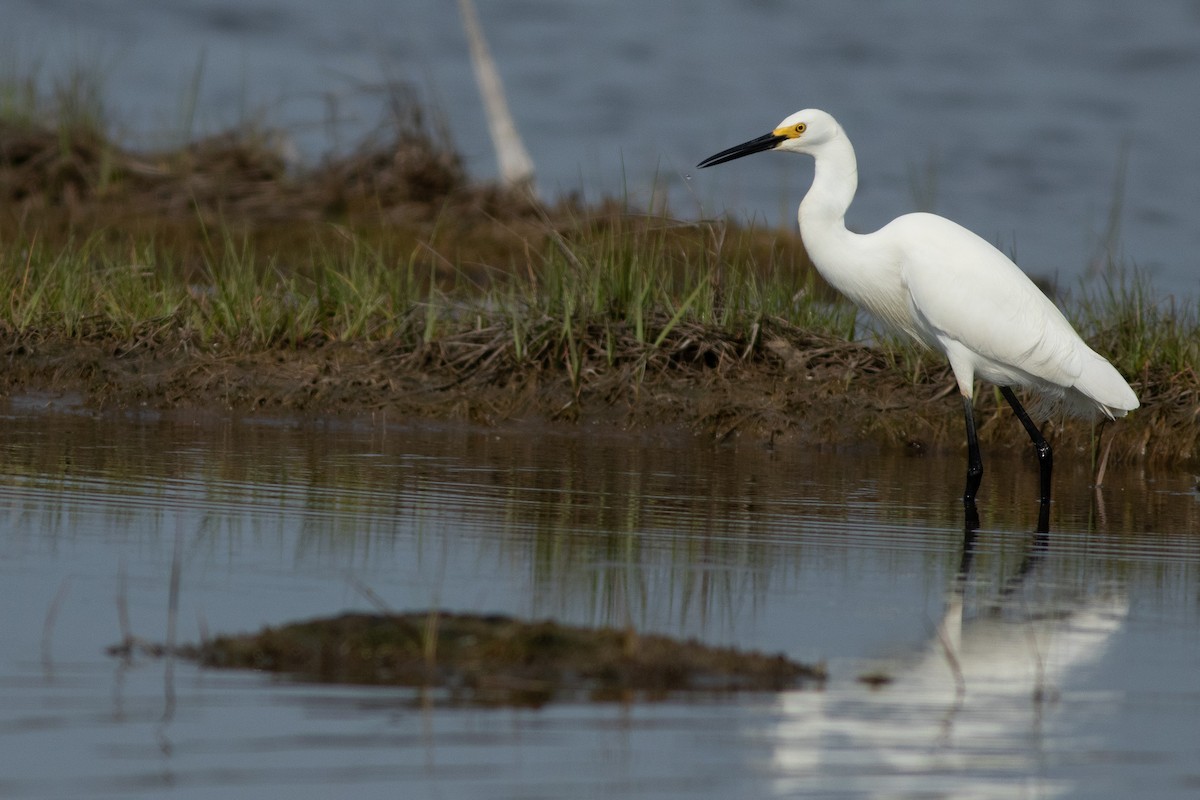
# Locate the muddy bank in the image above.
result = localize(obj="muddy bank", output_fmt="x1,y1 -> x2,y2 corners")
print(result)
2,319 -> 1187,465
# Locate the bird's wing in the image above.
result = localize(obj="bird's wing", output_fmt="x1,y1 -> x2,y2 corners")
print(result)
884,213 -> 1087,388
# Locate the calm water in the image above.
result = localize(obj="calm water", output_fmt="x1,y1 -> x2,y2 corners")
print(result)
6,0 -> 1200,295
1,401 -> 1198,798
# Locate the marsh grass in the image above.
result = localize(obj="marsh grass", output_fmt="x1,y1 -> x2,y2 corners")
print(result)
0,193 -> 843,353
1076,269 -> 1199,378
2,165 -> 1195,390
6,205 -> 1190,383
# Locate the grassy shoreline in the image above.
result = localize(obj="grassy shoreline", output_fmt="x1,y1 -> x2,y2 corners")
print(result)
2,87 -> 1196,466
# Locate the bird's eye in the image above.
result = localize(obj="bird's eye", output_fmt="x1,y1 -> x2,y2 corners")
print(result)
795,122 -> 807,134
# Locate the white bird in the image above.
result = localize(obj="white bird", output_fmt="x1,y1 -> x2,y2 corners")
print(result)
698,109 -> 1139,511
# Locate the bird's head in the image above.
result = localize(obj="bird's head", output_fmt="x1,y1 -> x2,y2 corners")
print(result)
697,108 -> 840,168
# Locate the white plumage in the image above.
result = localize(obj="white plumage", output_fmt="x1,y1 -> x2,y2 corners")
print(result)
698,108 -> 1138,510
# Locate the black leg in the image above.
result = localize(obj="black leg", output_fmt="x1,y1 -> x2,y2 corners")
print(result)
961,394 -> 983,512
957,499 -> 980,579
999,386 -> 1053,505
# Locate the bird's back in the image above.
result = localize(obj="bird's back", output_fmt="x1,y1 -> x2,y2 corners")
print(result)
863,213 -> 1139,418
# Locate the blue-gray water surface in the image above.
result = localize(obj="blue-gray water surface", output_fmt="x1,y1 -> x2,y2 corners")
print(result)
6,0 -> 1200,296
1,402 -> 1198,798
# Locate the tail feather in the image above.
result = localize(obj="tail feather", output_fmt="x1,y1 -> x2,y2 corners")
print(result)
1073,349 -> 1139,419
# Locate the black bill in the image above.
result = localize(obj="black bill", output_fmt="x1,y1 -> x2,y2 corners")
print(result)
696,131 -> 787,168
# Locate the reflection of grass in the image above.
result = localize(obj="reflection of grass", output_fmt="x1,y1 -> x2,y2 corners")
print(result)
9,408 -> 1199,636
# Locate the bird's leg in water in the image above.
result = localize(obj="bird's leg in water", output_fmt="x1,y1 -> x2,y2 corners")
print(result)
961,394 -> 983,511
1000,386 -> 1053,505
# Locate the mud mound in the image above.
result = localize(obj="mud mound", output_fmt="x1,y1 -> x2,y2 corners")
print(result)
174,610 -> 824,705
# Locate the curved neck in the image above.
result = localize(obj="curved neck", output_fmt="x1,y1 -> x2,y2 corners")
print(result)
798,133 -> 859,236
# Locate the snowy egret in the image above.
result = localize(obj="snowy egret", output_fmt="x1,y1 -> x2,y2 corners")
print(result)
698,109 -> 1139,510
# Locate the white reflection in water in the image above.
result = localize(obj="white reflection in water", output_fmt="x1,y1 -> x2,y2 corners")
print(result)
769,524 -> 1130,798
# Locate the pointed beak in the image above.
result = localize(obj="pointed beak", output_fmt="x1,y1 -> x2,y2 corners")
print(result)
697,131 -> 787,168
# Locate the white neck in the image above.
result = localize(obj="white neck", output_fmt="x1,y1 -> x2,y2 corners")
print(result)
795,132 -> 913,334
798,132 -> 859,238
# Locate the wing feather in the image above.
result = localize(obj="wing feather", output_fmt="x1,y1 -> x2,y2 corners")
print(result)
879,213 -> 1086,389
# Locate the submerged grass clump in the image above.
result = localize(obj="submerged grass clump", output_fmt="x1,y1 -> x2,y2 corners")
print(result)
176,611 -> 824,705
